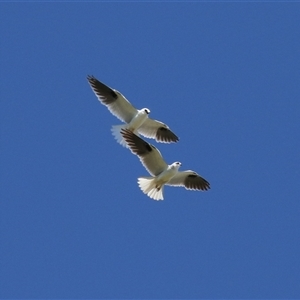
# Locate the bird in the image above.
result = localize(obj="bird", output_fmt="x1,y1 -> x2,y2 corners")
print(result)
87,75 -> 179,147
121,129 -> 210,200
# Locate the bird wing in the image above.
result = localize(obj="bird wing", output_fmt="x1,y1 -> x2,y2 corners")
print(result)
138,118 -> 179,143
87,75 -> 137,123
167,170 -> 210,191
121,129 -> 168,176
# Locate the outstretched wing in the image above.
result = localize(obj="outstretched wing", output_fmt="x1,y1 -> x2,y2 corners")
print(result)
138,119 -> 179,143
87,75 -> 137,123
121,129 -> 168,176
167,170 -> 210,191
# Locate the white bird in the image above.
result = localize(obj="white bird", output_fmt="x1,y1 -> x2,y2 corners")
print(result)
87,75 -> 179,147
121,129 -> 210,200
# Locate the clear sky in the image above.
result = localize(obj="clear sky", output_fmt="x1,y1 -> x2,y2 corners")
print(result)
1,2 -> 299,299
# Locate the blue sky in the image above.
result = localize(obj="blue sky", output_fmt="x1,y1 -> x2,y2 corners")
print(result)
1,3 -> 300,299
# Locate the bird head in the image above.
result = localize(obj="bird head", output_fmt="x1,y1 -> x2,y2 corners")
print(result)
142,108 -> 150,115
172,162 -> 182,170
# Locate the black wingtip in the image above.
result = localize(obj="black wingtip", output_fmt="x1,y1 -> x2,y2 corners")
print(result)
156,127 -> 179,143
120,128 -> 132,137
121,129 -> 153,154
87,75 -> 95,81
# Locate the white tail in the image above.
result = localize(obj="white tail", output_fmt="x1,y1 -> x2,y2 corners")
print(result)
111,124 -> 128,147
138,177 -> 164,201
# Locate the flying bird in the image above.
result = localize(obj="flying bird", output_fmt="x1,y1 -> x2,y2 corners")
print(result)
87,75 -> 179,147
121,129 -> 210,200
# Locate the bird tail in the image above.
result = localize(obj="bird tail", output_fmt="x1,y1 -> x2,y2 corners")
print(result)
111,125 -> 139,148
138,177 -> 164,201
111,124 -> 128,147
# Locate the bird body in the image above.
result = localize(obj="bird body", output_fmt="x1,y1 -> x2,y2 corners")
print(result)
87,75 -> 179,147
121,129 -> 210,200
137,162 -> 181,200
127,108 -> 150,129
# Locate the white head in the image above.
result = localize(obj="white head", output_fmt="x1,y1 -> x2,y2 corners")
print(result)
142,108 -> 150,115
171,161 -> 181,170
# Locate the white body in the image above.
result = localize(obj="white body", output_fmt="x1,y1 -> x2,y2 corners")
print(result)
121,129 -> 210,201
138,163 -> 181,200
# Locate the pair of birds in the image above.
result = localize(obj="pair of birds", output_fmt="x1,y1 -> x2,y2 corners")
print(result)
87,75 -> 210,201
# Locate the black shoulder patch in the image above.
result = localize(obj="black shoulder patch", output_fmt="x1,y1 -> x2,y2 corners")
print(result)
110,90 -> 118,99
145,143 -> 152,152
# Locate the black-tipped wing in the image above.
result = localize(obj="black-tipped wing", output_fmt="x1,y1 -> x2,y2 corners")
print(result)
121,129 -> 168,176
167,170 -> 210,191
138,119 -> 179,143
87,75 -> 137,123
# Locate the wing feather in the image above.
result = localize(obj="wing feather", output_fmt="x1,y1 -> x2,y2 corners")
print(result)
138,119 -> 179,143
87,75 -> 137,123
167,171 -> 210,191
121,129 -> 168,176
